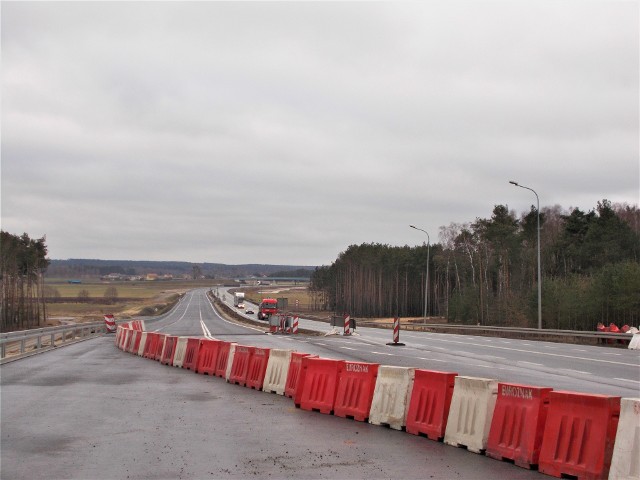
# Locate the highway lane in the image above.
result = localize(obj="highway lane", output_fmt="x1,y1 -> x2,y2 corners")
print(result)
2,287 -> 637,479
1,334 -> 541,479
214,288 -> 640,397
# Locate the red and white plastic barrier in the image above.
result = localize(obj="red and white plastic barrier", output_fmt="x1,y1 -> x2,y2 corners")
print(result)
609,397 -> 640,480
334,361 -> 379,422
172,337 -> 189,368
196,339 -> 221,375
538,391 -> 620,479
137,332 -> 147,356
245,347 -> 271,390
263,349 -> 292,395
113,317 -> 637,480
444,376 -> 498,454
368,366 -> 416,430
406,369 -> 458,441
297,357 -> 344,414
486,383 -> 552,468
104,315 -> 116,333
285,352 -> 317,399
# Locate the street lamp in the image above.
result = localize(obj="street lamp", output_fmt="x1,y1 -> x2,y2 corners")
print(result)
409,225 -> 430,321
509,180 -> 542,330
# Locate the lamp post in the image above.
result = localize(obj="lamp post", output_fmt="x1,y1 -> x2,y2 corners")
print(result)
509,180 -> 542,330
409,225 -> 430,321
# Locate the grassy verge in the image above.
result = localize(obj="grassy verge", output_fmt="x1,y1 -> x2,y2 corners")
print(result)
43,279 -> 223,325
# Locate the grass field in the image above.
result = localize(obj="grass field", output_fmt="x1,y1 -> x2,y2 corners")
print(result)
43,278 -> 227,325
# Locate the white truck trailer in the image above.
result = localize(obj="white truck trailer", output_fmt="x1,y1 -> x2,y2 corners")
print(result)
233,292 -> 245,308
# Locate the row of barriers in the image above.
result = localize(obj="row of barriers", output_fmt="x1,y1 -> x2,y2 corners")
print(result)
268,314 -> 299,334
115,323 -> 639,480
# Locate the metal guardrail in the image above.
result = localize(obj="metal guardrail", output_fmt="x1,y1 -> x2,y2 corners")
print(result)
356,321 -> 636,344
0,293 -> 185,363
0,321 -> 106,362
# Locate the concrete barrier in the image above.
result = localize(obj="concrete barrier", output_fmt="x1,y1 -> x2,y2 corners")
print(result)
609,397 -> 640,480
444,376 -> 498,454
172,337 -> 189,368
368,366 -> 415,430
263,349 -> 292,395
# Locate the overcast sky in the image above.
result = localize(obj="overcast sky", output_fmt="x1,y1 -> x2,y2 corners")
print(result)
2,1 -> 638,266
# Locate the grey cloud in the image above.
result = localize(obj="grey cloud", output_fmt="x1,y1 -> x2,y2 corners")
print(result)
2,1 -> 637,265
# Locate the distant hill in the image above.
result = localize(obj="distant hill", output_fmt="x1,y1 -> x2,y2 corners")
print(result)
47,259 -> 317,279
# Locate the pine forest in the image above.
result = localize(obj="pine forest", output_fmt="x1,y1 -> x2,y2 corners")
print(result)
310,200 -> 640,330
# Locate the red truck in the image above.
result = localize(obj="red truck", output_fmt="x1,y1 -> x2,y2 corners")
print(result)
257,298 -> 278,320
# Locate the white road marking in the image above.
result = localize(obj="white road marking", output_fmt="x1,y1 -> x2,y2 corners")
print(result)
614,377 -> 640,384
416,358 -> 447,362
518,361 -> 544,366
340,347 -> 357,351
560,369 -> 591,375
153,293 -> 193,332
372,351 -> 395,356
203,291 -> 265,334
415,336 -> 639,368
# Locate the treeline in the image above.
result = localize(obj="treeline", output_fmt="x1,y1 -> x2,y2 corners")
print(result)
48,259 -> 316,279
1,231 -> 50,332
310,200 -> 640,330
267,268 -> 313,278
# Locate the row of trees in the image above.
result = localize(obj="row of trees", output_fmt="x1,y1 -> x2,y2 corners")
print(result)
1,231 -> 50,332
310,200 -> 640,330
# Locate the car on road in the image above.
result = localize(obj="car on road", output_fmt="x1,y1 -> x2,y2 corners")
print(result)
245,309 -> 255,315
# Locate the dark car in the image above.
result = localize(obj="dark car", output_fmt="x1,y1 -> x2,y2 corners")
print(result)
245,309 -> 255,315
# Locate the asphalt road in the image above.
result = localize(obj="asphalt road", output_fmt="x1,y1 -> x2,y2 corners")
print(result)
1,288 -> 638,479
210,288 -> 639,397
